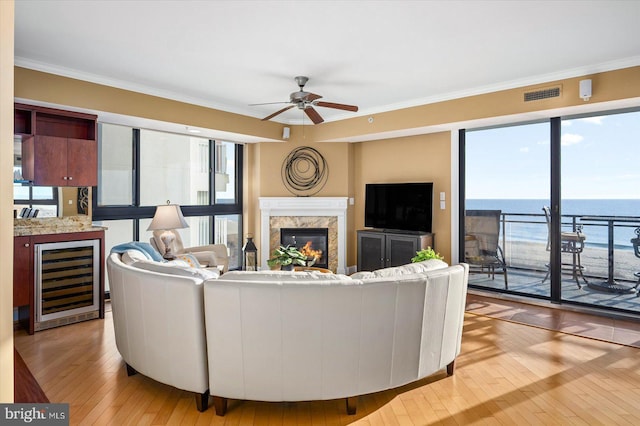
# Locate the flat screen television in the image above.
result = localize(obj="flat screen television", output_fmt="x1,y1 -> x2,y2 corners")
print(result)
365,182 -> 433,233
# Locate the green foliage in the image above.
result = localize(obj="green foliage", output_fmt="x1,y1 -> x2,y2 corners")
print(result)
411,247 -> 444,263
266,244 -> 307,268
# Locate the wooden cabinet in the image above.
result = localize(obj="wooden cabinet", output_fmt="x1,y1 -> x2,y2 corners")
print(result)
14,236 -> 34,334
22,135 -> 97,186
12,230 -> 105,335
15,103 -> 97,187
357,229 -> 434,271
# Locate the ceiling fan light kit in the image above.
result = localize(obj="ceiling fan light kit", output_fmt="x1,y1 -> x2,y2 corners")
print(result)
254,76 -> 359,124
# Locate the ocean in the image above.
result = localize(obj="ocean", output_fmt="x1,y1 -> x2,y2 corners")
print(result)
466,199 -> 640,250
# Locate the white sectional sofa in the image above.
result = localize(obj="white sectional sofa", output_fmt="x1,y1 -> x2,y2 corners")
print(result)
106,251 -> 217,411
204,261 -> 469,415
107,249 -> 469,415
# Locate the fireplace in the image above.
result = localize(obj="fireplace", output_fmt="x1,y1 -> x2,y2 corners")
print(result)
259,197 -> 348,273
280,228 -> 329,269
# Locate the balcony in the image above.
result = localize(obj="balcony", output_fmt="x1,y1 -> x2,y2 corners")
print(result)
467,212 -> 640,315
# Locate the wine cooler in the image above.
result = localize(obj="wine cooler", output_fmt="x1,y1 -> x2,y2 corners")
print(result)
35,239 -> 100,331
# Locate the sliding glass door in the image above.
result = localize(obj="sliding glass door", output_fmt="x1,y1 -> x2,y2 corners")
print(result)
464,122 -> 551,298
560,111 -> 640,311
463,109 -> 640,315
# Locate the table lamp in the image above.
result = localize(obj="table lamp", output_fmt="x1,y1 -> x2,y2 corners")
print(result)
147,201 -> 189,260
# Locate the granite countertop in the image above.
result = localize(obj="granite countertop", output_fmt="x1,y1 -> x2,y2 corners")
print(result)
14,216 -> 107,236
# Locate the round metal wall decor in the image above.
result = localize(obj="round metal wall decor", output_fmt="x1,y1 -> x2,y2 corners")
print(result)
281,146 -> 328,196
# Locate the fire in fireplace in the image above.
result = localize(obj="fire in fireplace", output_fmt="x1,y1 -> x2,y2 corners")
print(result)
280,228 -> 329,269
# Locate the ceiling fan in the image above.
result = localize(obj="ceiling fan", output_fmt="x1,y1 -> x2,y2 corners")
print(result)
252,76 -> 358,124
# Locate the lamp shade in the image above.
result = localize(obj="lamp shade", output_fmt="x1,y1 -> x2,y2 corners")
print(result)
147,204 -> 189,231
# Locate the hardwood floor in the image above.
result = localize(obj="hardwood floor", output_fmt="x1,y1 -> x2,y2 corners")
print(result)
14,348 -> 49,403
14,297 -> 640,425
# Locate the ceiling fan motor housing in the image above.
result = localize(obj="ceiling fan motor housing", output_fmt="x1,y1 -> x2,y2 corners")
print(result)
295,76 -> 309,88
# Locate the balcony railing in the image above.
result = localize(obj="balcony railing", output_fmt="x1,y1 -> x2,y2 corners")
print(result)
466,211 -> 640,314
495,212 -> 640,283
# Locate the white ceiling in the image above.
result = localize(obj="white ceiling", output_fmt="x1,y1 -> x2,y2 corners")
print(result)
14,0 -> 640,130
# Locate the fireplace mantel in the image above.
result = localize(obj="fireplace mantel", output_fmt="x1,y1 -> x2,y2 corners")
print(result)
259,197 -> 348,273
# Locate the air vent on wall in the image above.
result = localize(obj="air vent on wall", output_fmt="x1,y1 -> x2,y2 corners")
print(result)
524,86 -> 561,102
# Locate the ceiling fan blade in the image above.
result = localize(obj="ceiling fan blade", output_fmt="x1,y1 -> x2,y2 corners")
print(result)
262,105 -> 295,121
304,107 -> 324,124
249,101 -> 290,106
304,92 -> 323,102
314,101 -> 359,112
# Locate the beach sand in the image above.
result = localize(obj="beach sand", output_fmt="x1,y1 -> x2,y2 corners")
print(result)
504,239 -> 638,282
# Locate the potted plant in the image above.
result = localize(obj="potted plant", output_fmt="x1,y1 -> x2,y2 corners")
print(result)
411,247 -> 444,263
267,244 -> 307,270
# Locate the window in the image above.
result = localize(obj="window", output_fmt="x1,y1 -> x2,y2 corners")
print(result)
139,129 -> 210,206
214,141 -> 236,204
14,183 -> 58,218
94,123 -> 244,270
98,123 -> 133,206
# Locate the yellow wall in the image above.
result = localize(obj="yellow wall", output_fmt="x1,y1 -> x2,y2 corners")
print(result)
15,67 -> 286,142
1,0 -> 14,402
353,133 -> 452,263
244,133 -> 356,263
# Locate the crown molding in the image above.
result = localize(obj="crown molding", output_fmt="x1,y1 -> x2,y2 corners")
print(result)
15,55 -> 640,128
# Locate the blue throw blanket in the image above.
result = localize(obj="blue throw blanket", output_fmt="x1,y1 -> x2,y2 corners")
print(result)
110,241 -> 164,262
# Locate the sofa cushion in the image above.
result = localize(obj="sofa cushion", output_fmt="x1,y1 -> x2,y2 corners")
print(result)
415,259 -> 449,271
350,271 -> 376,279
219,270 -> 354,284
131,259 -> 219,281
369,259 -> 449,278
372,263 -> 427,278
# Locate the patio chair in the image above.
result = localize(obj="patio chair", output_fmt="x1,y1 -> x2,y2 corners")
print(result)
464,210 -> 508,289
632,227 -> 640,297
542,206 -> 587,289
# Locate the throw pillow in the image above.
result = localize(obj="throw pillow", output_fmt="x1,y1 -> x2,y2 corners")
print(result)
176,253 -> 201,268
121,249 -> 148,265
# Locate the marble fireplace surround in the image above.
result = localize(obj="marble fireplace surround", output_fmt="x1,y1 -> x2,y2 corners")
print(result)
259,197 -> 348,274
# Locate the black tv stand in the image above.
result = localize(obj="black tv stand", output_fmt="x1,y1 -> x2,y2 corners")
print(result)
379,228 -> 428,236
357,229 -> 435,272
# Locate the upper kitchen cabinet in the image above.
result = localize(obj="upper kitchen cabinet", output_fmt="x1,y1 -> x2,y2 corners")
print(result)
22,135 -> 97,186
16,103 -> 98,187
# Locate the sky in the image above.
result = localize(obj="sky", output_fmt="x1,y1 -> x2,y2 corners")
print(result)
465,109 -> 640,200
